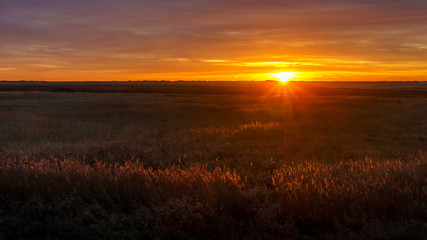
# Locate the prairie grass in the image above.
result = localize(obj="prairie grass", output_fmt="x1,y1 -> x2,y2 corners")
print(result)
0,81 -> 426,239
0,155 -> 425,239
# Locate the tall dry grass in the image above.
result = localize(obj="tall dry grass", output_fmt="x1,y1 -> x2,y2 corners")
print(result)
1,82 -> 427,239
0,154 -> 426,239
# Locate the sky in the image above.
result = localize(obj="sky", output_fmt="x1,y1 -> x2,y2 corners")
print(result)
1,0 -> 427,81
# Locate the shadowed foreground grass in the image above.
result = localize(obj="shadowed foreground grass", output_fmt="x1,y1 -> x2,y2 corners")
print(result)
0,155 -> 426,239
0,81 -> 426,239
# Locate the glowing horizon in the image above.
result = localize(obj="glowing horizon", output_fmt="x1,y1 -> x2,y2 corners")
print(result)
1,1 -> 427,81
271,72 -> 297,82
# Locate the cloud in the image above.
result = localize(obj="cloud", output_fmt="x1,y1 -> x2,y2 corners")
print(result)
0,0 -> 426,80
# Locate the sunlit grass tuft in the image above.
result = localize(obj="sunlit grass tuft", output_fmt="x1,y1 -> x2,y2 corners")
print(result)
0,154 -> 426,239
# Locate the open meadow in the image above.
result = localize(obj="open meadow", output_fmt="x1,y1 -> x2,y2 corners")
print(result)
0,81 -> 426,239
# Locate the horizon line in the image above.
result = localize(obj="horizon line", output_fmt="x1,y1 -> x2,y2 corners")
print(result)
1,80 -> 426,83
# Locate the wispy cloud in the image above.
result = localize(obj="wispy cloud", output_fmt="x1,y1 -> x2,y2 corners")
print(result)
0,0 -> 426,80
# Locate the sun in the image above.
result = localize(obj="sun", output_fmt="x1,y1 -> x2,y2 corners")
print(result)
271,72 -> 297,82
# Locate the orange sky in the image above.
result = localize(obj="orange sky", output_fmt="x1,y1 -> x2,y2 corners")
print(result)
1,0 -> 427,81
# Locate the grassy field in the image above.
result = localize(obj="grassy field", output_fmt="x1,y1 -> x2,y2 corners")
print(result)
0,81 -> 426,239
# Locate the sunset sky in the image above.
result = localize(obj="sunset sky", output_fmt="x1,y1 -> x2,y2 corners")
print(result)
1,0 -> 427,81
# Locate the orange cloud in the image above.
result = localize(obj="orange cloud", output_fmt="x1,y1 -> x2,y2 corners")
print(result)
0,0 -> 426,81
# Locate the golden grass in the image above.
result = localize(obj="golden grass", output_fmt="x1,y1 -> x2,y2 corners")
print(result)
0,154 -> 425,239
1,82 -> 427,239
